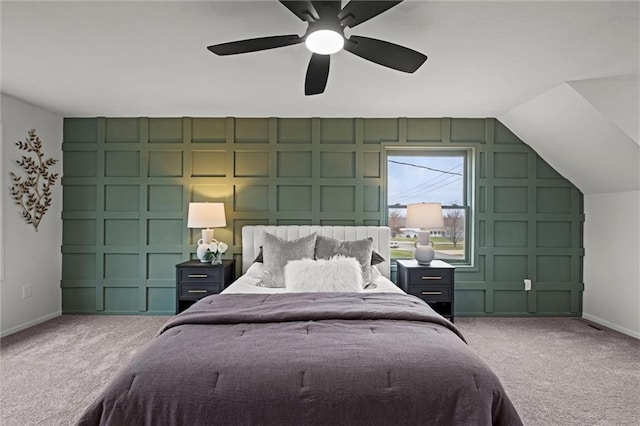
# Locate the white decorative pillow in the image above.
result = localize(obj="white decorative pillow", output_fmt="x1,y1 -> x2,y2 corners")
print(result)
284,256 -> 364,293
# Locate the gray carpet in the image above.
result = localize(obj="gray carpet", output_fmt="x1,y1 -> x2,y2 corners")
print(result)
459,317 -> 640,425
0,315 -> 169,426
1,315 -> 639,425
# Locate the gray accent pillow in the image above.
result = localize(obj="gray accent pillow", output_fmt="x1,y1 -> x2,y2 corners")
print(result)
259,232 -> 318,288
314,235 -> 374,284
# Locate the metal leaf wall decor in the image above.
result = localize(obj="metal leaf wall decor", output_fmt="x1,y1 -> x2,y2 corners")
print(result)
9,129 -> 59,231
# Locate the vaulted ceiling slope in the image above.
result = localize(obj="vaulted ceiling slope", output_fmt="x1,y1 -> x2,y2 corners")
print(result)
500,76 -> 639,195
1,1 -> 638,194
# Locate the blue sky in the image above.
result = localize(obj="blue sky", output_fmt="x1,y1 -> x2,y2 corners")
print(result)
387,155 -> 464,206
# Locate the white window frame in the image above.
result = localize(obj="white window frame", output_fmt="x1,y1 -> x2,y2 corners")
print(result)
384,146 -> 475,266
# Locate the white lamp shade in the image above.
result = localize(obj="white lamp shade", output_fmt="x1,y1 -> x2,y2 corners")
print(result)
187,202 -> 226,228
406,203 -> 444,229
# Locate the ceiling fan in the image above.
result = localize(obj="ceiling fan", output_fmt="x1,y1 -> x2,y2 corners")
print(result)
207,1 -> 427,95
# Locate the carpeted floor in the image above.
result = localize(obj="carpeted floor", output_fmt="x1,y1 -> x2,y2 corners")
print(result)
1,315 -> 639,425
0,315 -> 170,426
459,317 -> 640,425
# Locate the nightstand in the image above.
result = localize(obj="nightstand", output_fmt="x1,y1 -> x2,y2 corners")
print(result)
396,259 -> 455,322
175,259 -> 235,313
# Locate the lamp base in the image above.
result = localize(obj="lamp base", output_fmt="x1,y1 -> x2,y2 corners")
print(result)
201,229 -> 214,244
414,244 -> 435,265
196,229 -> 215,262
196,243 -> 209,262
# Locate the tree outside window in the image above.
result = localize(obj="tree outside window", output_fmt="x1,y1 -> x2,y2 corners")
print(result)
443,205 -> 465,248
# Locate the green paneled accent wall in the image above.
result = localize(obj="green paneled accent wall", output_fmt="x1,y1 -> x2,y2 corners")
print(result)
61,117 -> 584,315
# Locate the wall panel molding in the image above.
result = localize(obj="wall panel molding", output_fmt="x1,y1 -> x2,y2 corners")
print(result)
62,117 -> 584,316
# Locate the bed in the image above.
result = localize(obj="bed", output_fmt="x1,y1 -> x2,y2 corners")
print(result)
78,225 -> 522,426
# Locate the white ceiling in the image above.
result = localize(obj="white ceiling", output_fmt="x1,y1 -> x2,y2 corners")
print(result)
1,0 -> 638,118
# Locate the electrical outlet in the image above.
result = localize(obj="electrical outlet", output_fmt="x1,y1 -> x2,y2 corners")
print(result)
22,285 -> 32,298
524,279 -> 532,291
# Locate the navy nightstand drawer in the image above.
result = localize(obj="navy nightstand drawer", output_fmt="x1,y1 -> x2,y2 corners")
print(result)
179,284 -> 221,299
407,284 -> 451,302
407,269 -> 452,286
179,268 -> 222,283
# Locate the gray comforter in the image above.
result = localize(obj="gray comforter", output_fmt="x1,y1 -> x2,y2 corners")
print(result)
78,293 -> 522,426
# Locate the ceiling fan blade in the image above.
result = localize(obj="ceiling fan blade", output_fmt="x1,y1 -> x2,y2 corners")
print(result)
338,1 -> 403,28
313,1 -> 342,19
344,35 -> 427,73
279,1 -> 319,22
305,54 -> 330,96
207,35 -> 303,56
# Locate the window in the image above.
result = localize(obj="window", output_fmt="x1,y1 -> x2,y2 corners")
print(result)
386,148 -> 472,264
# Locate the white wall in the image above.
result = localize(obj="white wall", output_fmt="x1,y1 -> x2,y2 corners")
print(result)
583,191 -> 640,339
1,93 -> 63,337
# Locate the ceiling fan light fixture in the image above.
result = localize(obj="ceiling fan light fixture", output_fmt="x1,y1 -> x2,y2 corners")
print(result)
305,29 -> 344,55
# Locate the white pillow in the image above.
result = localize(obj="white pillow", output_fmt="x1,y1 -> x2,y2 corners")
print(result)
284,256 -> 363,293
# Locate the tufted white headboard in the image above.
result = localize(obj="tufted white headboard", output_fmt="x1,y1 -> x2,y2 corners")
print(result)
241,226 -> 391,279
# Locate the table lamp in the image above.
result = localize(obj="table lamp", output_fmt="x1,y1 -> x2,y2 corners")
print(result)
406,202 -> 444,265
187,202 -> 226,245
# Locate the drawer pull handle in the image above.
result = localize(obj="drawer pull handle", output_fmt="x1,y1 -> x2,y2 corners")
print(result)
188,274 -> 208,278
422,291 -> 442,296
188,290 -> 209,294
422,276 -> 442,280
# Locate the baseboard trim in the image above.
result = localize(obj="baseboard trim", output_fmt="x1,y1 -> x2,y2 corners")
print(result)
0,311 -> 62,338
582,313 -> 640,340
